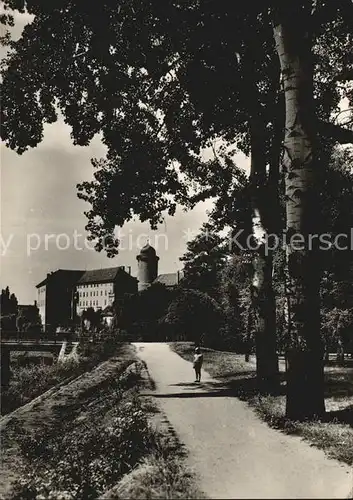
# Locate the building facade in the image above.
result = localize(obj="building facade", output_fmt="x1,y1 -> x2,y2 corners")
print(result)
76,266 -> 137,314
36,270 -> 85,331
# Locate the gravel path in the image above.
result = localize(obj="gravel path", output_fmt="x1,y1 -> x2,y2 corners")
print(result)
134,342 -> 353,499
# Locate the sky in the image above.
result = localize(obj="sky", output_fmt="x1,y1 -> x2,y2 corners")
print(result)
0,10 -> 250,303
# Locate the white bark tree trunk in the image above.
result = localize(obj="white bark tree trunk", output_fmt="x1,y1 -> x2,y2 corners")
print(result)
273,4 -> 325,420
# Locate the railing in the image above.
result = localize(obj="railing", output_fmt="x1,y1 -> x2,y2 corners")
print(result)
1,332 -> 81,344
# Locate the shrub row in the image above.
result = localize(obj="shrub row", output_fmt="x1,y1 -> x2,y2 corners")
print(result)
10,365 -> 153,500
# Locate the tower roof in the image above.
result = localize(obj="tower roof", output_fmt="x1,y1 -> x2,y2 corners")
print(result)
139,243 -> 157,256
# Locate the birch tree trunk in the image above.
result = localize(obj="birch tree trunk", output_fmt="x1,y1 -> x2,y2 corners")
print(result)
273,3 -> 325,420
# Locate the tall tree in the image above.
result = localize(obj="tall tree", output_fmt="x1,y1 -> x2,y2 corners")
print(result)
180,222 -> 228,299
271,0 -> 353,419
1,286 -> 19,332
218,253 -> 253,354
1,286 -> 18,315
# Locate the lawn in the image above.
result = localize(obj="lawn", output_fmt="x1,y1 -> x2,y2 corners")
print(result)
1,343 -> 203,500
170,342 -> 353,466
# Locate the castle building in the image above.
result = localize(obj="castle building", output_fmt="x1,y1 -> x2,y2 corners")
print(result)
36,245 -> 181,330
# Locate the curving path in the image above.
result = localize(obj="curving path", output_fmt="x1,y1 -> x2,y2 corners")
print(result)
134,342 -> 353,499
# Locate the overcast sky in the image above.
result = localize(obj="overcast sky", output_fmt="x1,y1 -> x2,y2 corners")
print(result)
0,10 -> 249,303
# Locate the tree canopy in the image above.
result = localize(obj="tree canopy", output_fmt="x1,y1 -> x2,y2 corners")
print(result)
1,1 -> 352,248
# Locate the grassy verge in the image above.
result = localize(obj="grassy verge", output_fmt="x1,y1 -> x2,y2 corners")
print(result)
170,342 -> 353,466
2,344 -> 203,500
101,423 -> 204,500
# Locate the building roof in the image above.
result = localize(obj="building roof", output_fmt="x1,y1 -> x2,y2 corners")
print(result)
139,243 -> 157,256
36,269 -> 85,288
77,266 -> 133,285
153,272 -> 180,287
102,305 -> 114,316
18,304 -> 37,312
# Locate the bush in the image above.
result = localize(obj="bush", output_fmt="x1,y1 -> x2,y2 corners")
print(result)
11,390 -> 153,500
162,288 -> 224,347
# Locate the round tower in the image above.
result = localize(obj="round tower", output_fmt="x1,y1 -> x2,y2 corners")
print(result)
136,243 -> 159,292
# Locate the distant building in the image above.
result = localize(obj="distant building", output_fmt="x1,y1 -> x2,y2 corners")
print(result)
154,271 -> 183,288
17,303 -> 38,316
17,301 -> 42,332
36,247 -> 182,330
36,270 -> 85,331
101,305 -> 115,328
76,266 -> 137,314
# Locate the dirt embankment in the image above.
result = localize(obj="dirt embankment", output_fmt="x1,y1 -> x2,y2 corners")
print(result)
0,346 -> 134,499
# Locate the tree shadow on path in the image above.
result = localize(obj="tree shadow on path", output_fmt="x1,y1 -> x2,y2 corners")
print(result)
146,374 -> 287,399
324,405 -> 353,427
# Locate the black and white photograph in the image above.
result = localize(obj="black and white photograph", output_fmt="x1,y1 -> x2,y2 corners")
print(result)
1,1 -> 353,498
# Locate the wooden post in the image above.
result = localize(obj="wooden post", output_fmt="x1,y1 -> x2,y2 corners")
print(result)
1,346 -> 11,387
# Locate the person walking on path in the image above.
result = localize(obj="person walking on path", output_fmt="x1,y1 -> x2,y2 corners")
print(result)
193,347 -> 203,382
